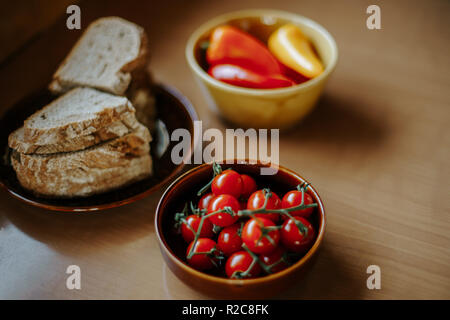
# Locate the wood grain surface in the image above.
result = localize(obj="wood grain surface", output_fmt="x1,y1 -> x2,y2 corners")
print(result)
0,0 -> 449,299
0,0 -> 76,63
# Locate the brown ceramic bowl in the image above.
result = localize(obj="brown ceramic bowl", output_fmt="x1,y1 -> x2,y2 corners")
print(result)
0,84 -> 198,212
155,161 -> 326,298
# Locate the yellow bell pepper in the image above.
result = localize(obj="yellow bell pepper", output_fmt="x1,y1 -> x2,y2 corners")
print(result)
268,24 -> 324,79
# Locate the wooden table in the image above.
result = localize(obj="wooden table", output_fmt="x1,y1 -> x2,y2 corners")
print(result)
0,0 -> 449,299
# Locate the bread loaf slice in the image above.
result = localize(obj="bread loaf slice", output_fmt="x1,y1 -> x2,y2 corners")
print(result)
49,17 -> 148,95
19,87 -> 137,148
9,114 -> 141,154
11,124 -> 152,197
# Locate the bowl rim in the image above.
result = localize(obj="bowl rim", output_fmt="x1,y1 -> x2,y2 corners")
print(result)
155,160 -> 326,285
185,9 -> 338,96
0,83 -> 199,212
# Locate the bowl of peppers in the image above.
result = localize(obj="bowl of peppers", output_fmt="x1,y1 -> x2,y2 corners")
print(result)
186,9 -> 338,129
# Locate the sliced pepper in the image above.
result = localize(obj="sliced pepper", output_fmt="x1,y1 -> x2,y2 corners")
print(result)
208,64 -> 295,89
207,25 -> 282,76
268,24 -> 324,79
279,63 -> 310,85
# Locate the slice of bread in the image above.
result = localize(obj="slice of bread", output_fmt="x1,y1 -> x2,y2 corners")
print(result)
49,17 -> 148,95
11,124 -> 152,197
19,87 -> 137,147
9,113 -> 140,154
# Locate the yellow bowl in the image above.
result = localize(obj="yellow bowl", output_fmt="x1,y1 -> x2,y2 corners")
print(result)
186,9 -> 338,129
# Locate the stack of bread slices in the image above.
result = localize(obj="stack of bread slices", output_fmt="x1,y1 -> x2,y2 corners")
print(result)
8,17 -> 155,198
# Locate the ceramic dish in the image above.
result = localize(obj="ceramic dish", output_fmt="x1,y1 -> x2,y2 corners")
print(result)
0,84 -> 197,212
186,9 -> 338,129
155,161 -> 326,298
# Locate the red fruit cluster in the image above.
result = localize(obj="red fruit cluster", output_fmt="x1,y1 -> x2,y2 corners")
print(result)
176,168 -> 318,279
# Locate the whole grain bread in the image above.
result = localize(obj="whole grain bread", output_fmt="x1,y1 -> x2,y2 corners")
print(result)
11,124 -> 152,197
9,114 -> 140,154
9,16 -> 155,198
18,87 -> 138,148
49,17 -> 148,95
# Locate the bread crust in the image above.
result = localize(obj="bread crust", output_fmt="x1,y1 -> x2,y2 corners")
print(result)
11,125 -> 152,197
9,111 -> 142,154
20,87 -> 137,147
49,17 -> 149,95
12,154 -> 152,198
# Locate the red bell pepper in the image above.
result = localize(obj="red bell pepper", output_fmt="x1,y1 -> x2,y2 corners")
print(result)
279,63 -> 310,85
207,25 -> 283,76
208,64 -> 295,89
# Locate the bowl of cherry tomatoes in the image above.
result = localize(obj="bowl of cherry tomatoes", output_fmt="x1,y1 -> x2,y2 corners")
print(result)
155,161 -> 326,298
186,9 -> 338,129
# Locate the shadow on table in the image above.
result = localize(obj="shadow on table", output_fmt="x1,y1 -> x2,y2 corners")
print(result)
1,190 -> 162,256
277,242 -> 367,299
0,212 -> 7,229
212,92 -> 388,154
284,93 -> 388,149
159,236 -> 366,299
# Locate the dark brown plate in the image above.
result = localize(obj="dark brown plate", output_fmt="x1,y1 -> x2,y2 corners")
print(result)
0,84 -> 197,212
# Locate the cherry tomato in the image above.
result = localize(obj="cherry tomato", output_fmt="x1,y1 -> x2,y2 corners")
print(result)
281,217 -> 315,253
259,246 -> 289,274
247,190 -> 281,222
211,170 -> 243,198
207,194 -> 239,227
281,190 -> 314,218
241,217 -> 280,255
239,200 -> 247,210
186,238 -> 218,271
198,192 -> 214,211
217,224 -> 242,256
181,215 -> 214,243
225,251 -> 261,279
240,174 -> 257,199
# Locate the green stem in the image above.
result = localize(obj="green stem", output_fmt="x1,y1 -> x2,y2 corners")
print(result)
186,208 -> 234,259
196,176 -> 214,197
241,244 -> 272,275
236,187 -> 316,236
189,247 -> 224,268
230,244 -> 264,278
237,203 -> 317,216
267,255 -> 291,272
196,162 -> 224,196
184,164 -> 317,264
